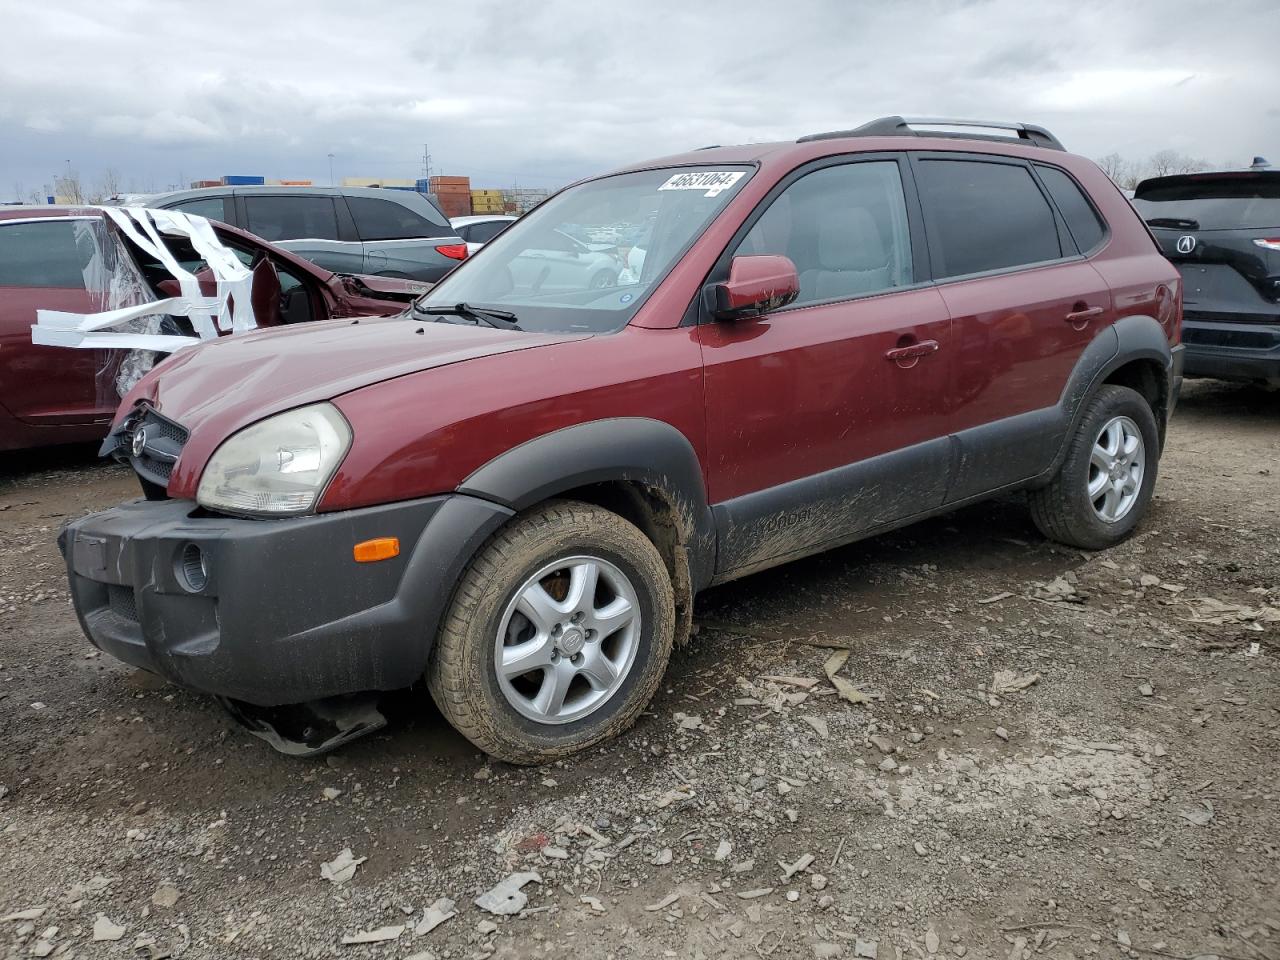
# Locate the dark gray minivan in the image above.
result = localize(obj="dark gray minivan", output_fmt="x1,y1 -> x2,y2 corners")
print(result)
142,186 -> 467,283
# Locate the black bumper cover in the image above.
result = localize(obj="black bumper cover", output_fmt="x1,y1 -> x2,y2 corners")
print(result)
59,494 -> 513,705
1182,318 -> 1280,385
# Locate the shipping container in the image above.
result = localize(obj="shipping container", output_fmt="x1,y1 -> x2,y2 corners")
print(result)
436,198 -> 472,218
278,179 -> 313,186
221,175 -> 265,186
189,179 -> 221,189
429,175 -> 470,188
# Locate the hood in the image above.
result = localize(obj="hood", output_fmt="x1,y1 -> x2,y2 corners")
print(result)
337,274 -> 433,300
121,314 -> 588,444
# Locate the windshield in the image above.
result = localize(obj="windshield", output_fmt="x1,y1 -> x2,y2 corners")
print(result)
417,165 -> 753,332
1133,172 -> 1280,230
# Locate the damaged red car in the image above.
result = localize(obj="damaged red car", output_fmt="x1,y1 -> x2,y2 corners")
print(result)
0,207 -> 430,452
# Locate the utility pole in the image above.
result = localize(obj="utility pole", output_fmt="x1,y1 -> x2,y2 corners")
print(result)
327,153 -> 336,187
421,143 -> 432,181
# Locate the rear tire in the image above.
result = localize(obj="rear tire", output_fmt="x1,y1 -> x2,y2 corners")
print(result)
1028,385 -> 1160,550
427,500 -> 675,764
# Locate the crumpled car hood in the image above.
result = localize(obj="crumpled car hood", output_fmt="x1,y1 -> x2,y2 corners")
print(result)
116,315 -> 587,492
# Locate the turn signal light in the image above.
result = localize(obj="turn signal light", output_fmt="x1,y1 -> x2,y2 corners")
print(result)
353,537 -> 400,563
435,243 -> 469,260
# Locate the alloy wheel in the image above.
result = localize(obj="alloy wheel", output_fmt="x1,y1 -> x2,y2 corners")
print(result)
1088,415 -> 1145,523
494,556 -> 641,724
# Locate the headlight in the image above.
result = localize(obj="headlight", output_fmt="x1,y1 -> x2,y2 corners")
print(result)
196,403 -> 352,516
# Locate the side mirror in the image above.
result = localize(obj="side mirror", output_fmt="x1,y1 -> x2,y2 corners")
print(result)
706,255 -> 799,320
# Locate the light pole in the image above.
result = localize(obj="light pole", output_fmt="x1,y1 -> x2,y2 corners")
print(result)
328,153 -> 335,187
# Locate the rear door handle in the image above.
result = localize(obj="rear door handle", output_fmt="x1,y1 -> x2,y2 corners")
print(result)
884,339 -> 939,362
1065,306 -> 1104,323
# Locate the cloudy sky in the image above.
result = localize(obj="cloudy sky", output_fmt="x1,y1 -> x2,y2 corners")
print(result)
3,0 -> 1277,200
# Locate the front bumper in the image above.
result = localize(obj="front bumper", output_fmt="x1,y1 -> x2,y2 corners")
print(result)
59,494 -> 513,705
1182,317 -> 1280,386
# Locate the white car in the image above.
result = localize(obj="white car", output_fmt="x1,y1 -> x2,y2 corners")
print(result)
451,215 -> 517,255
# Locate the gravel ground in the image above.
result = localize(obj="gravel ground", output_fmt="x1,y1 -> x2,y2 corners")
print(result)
1,379 -> 1277,960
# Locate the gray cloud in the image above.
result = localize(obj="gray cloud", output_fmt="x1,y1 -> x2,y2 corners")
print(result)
2,0 -> 1277,200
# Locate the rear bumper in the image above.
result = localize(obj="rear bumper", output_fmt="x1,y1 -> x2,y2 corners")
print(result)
59,494 -> 513,705
1182,317 -> 1280,385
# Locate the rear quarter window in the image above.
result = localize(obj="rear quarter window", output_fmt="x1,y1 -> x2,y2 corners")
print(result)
167,197 -> 230,223
915,159 -> 1062,279
347,197 -> 451,241
1036,165 -> 1107,253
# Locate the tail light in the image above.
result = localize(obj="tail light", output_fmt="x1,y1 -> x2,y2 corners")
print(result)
1253,238 -> 1280,252
435,243 -> 468,261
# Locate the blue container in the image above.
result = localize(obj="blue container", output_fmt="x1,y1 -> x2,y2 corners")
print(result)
416,178 -> 432,192
221,175 -> 266,186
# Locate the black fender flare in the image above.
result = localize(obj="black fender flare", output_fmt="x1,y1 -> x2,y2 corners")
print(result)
458,417 -> 717,589
1038,313 -> 1173,483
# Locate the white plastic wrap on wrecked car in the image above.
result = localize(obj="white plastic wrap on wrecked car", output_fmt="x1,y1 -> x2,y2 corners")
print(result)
30,207 -> 260,366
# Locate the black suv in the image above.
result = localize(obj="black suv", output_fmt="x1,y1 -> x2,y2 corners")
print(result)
1134,165 -> 1280,386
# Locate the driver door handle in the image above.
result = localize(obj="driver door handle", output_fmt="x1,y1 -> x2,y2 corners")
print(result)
1066,305 -> 1104,323
884,339 -> 939,362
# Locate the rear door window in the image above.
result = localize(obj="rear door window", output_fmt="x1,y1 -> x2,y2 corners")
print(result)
244,196 -> 341,242
1133,173 -> 1280,230
0,220 -> 97,288
915,159 -> 1062,278
167,197 -> 230,223
1035,165 -> 1107,253
347,197 -> 451,240
469,219 -> 512,243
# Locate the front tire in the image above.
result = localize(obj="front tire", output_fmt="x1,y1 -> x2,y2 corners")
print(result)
427,500 -> 675,764
1028,384 -> 1160,550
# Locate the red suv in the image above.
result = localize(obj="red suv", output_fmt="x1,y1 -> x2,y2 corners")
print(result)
58,118 -> 1183,763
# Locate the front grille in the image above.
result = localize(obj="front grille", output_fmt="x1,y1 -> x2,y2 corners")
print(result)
124,408 -> 189,493
107,584 -> 138,622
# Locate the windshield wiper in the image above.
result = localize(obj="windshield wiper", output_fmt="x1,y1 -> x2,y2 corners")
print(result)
414,301 -> 522,331
1145,216 -> 1200,230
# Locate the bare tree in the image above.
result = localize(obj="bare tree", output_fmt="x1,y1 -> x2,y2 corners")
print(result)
1147,149 -> 1210,179
93,168 -> 123,202
54,171 -> 85,204
1095,152 -> 1128,184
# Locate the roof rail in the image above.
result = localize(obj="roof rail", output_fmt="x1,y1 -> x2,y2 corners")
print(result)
797,116 -> 1065,151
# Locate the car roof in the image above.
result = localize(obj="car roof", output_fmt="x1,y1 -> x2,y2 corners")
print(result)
610,134 -> 1073,178
1133,168 -> 1280,196
146,185 -> 433,203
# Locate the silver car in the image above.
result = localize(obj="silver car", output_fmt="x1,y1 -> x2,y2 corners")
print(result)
141,186 -> 467,283
506,228 -> 621,293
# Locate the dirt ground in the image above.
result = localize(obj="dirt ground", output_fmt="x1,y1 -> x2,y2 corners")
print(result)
1,379 -> 1277,960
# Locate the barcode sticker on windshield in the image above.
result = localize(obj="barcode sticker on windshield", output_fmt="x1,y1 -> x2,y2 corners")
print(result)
658,171 -> 744,197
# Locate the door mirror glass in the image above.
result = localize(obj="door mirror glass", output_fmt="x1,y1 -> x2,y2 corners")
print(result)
708,255 -> 799,319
